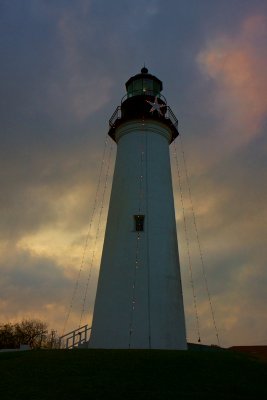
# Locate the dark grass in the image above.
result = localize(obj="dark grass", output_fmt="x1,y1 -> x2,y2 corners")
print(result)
1,348 -> 267,399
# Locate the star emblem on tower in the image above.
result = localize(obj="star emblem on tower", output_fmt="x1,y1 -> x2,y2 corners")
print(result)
146,96 -> 165,116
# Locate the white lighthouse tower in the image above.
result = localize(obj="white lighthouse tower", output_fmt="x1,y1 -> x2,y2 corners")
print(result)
89,68 -> 187,350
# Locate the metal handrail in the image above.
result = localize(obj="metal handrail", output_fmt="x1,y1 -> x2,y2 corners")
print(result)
59,324 -> 91,349
166,106 -> 178,128
59,324 -> 89,340
109,104 -> 178,131
109,106 -> 121,127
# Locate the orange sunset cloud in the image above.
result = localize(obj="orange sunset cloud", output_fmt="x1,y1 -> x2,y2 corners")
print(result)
198,15 -> 267,147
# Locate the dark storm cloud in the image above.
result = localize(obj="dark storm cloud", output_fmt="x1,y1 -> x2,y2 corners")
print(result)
175,131 -> 267,344
0,244 -> 72,320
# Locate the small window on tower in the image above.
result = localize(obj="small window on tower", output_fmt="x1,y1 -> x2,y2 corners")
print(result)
134,215 -> 145,232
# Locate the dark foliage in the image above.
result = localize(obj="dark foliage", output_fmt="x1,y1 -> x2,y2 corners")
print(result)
0,319 -> 48,349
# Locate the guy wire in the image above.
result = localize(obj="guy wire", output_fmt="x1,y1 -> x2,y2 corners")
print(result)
62,134 -> 109,336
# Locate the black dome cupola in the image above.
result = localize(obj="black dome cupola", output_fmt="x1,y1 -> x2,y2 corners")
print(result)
108,67 -> 179,143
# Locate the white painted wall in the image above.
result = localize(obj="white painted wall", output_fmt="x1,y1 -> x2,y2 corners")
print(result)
89,120 -> 187,349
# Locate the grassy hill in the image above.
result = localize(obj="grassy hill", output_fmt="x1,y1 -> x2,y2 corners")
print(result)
1,347 -> 266,399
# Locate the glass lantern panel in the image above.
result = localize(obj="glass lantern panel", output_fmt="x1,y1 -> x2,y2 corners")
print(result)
127,82 -> 133,97
153,81 -> 161,95
133,79 -> 142,94
143,79 -> 153,95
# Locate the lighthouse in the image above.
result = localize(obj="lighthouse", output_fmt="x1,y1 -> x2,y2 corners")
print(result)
89,68 -> 187,349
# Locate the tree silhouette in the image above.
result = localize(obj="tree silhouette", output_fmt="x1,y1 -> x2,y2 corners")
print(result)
0,319 -> 48,349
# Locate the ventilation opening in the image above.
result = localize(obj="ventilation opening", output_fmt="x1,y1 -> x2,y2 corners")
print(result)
134,215 -> 145,232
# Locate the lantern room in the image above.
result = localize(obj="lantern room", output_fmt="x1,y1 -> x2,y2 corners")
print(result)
125,67 -> 163,98
108,67 -> 179,143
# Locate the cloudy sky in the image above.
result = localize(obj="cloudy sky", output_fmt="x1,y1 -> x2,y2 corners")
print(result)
1,0 -> 267,347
